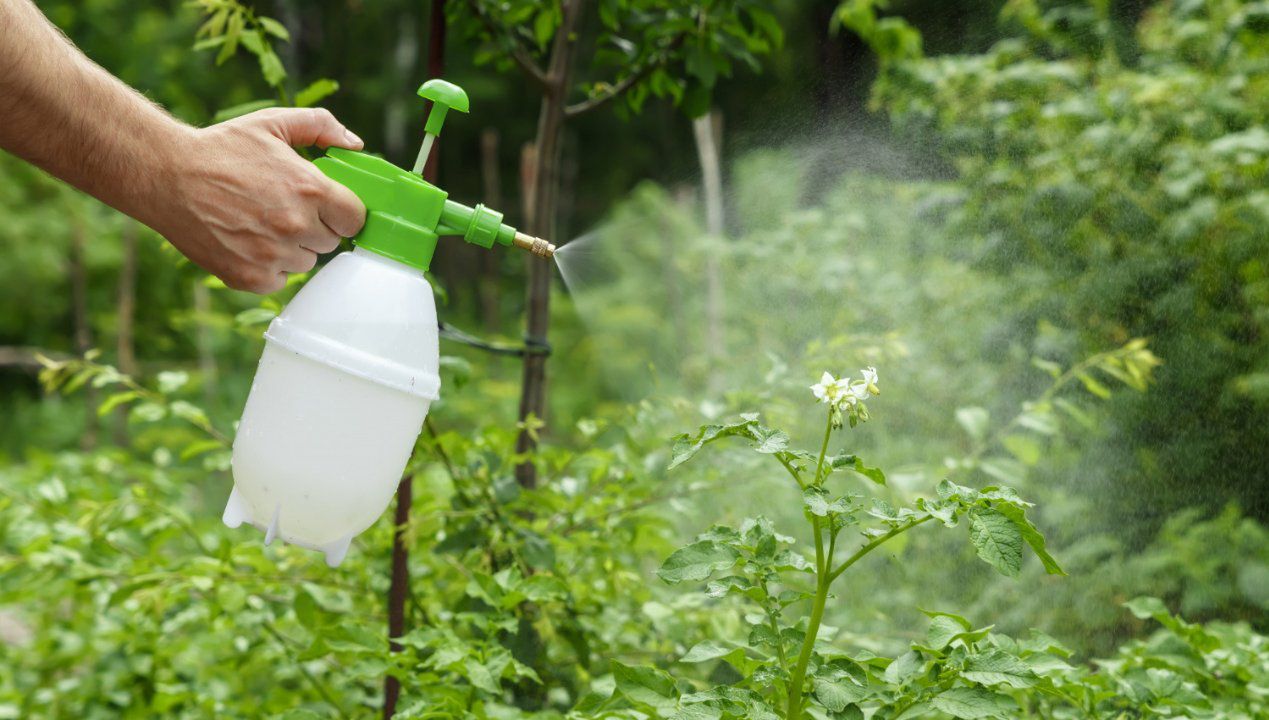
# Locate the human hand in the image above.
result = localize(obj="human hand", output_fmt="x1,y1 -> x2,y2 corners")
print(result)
153,108 -> 367,293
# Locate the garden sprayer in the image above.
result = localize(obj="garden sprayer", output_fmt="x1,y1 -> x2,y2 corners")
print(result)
223,80 -> 554,566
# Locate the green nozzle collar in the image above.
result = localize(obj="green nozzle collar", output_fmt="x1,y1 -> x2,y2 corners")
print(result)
315,148 -> 521,272
312,79 -> 523,272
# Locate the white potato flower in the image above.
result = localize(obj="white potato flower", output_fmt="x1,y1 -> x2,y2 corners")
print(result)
859,366 -> 880,396
811,372 -> 855,407
812,367 -> 881,427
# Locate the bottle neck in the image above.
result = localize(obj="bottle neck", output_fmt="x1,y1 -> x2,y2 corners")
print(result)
352,246 -> 427,279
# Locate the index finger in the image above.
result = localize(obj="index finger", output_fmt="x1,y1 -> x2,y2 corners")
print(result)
318,176 -> 366,239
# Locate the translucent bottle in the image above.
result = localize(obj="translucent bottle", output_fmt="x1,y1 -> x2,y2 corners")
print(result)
224,247 -> 439,566
221,83 -> 551,567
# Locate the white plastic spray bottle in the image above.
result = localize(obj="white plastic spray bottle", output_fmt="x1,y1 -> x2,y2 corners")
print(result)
223,80 -> 554,566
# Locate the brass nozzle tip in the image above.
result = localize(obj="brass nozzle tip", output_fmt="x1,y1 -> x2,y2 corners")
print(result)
514,232 -> 556,259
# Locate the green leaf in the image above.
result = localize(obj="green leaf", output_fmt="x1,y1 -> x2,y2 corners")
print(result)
170,401 -> 210,427
685,43 -> 717,87
955,406 -> 990,441
130,402 -> 166,423
294,589 -> 321,629
968,508 -> 1023,577
894,703 -> 933,720
464,656 -> 500,694
214,99 -> 277,123
938,479 -> 978,502
97,390 -> 141,416
669,420 -> 748,469
803,486 -> 831,516
705,575 -> 751,598
921,609 -> 972,630
533,10 -> 556,48
216,12 -> 242,64
1076,371 -> 1112,399
1124,596 -> 1168,620
612,660 -> 677,707
235,307 -> 277,326
979,457 -> 1026,485
258,16 -> 290,41
930,687 -> 1015,718
926,615 -> 966,650
681,83 -> 712,119
180,439 -> 225,461
851,457 -> 886,485
259,49 -> 287,87
751,426 -> 789,454
993,503 -> 1064,575
193,36 -> 226,52
772,549 -> 814,572
813,675 -> 867,712
961,650 -> 1038,688
239,29 -> 264,55
1032,355 -> 1063,378
295,79 -> 340,107
157,370 -> 189,394
1000,434 -> 1042,466
671,704 -> 722,720
657,541 -> 740,584
748,8 -> 785,47
680,641 -> 733,663
883,650 -> 923,685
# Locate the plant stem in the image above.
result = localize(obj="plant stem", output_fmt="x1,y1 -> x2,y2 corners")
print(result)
829,517 -> 933,582
263,621 -> 350,719
785,516 -> 937,720
760,578 -> 789,674
785,410 -> 838,718
813,409 -> 833,484
776,454 -> 805,488
786,572 -> 829,720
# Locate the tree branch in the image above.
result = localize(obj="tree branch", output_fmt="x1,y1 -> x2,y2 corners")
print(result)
464,0 -> 547,87
564,68 -> 647,117
564,35 -> 686,118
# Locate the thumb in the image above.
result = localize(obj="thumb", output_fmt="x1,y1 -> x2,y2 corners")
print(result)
268,107 -> 364,150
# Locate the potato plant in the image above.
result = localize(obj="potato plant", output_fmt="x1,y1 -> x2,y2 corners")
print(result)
588,345 -> 1266,719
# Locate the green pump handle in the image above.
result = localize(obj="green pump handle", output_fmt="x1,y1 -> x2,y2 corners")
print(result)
418,79 -> 469,137
312,80 -> 551,272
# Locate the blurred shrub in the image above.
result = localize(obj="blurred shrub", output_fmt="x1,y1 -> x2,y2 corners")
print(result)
858,0 -> 1269,528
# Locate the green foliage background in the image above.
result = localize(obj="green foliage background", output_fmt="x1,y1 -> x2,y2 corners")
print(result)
0,0 -> 1266,717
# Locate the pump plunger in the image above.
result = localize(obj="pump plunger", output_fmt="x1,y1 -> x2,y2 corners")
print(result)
407,80 -> 554,259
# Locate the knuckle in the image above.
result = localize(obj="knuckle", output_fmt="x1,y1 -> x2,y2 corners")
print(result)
250,271 -> 281,294
255,242 -> 280,263
222,273 -> 250,292
296,176 -> 326,199
272,210 -> 308,237
225,269 -> 265,293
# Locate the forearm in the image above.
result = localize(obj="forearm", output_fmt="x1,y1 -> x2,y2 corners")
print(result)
0,0 -> 189,228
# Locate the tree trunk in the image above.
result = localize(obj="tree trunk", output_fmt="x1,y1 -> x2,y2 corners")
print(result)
69,216 -> 96,451
382,469 -> 412,719
692,110 -> 726,373
114,222 -> 138,445
384,3 -> 444,717
479,128 -> 503,332
514,0 -> 584,489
